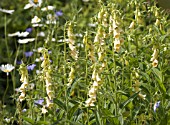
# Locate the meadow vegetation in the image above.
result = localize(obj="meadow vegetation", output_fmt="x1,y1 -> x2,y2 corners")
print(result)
0,0 -> 170,124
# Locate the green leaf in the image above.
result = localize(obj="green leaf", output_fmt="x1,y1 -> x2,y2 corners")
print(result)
120,92 -> 139,109
157,77 -> 166,95
101,108 -> 114,118
141,83 -> 153,94
53,98 -> 66,111
94,109 -> 101,125
152,68 -> 163,82
22,116 -> 34,125
152,68 -> 166,94
160,34 -> 169,42
35,121 -> 49,125
68,103 -> 79,119
140,72 -> 151,82
132,106 -> 141,120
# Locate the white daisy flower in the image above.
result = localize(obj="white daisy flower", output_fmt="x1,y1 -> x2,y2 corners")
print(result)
24,3 -> 33,9
24,0 -> 43,9
41,6 -> 55,11
32,24 -> 43,27
31,16 -> 41,23
0,8 -> 14,14
18,38 -> 35,44
8,31 -> 29,37
0,64 -> 15,75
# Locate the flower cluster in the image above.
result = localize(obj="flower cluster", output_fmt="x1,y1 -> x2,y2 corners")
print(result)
18,63 -> 29,102
83,33 -> 95,62
132,70 -> 146,100
85,9 -> 108,106
111,15 -> 123,52
150,47 -> 159,67
85,68 -> 101,107
67,22 -> 78,60
39,48 -> 54,112
67,66 -> 75,87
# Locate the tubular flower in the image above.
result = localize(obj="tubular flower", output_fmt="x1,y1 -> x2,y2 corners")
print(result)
152,59 -> 158,67
111,15 -> 123,52
129,21 -> 135,29
85,67 -> 102,107
41,106 -> 48,114
40,48 -> 54,108
67,22 -> 78,60
67,66 -> 75,86
85,9 -> 108,106
150,48 -> 159,67
45,97 -> 53,108
18,63 -> 29,102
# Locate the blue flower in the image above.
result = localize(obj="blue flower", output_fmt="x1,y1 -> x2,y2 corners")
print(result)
34,99 -> 44,105
48,50 -> 52,54
17,60 -> 22,65
27,64 -> 36,71
22,109 -> 27,112
25,51 -> 33,57
153,101 -> 161,112
26,27 -> 33,33
55,10 -> 63,17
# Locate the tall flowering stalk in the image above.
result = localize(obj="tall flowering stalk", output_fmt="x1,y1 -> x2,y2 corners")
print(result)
67,22 -> 78,60
111,14 -> 123,52
85,8 -> 108,107
39,48 -> 54,112
67,66 -> 75,87
18,63 -> 29,102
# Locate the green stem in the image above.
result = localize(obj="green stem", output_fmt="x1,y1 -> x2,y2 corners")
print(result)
64,22 -> 68,124
84,32 -> 89,125
113,51 -> 118,116
4,14 -> 10,61
3,74 -> 9,105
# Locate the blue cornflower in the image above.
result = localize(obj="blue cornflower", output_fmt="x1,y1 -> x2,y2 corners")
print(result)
26,27 -> 33,33
17,60 -> 22,65
25,51 -> 33,57
34,99 -> 44,105
153,101 -> 161,112
55,10 -> 63,17
22,109 -> 27,112
48,50 -> 52,54
27,64 -> 36,71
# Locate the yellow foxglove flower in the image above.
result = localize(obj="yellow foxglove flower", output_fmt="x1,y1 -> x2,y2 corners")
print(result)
19,91 -> 26,102
96,73 -> 101,82
152,59 -> 158,67
42,106 -> 48,114
150,49 -> 158,61
114,29 -> 120,38
129,21 -> 135,29
46,97 -> 53,108
114,38 -> 121,52
155,19 -> 160,26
